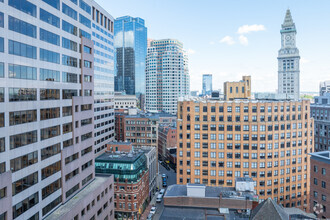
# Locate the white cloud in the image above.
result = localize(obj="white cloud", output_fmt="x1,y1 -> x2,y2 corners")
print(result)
237,24 -> 266,34
187,48 -> 196,55
220,36 -> 235,45
239,35 -> 248,46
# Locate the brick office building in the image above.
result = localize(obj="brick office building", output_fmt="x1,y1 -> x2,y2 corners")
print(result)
310,151 -> 330,219
95,151 -> 149,219
177,97 -> 314,211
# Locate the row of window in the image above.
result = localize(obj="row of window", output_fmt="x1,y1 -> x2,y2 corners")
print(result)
192,105 -> 304,113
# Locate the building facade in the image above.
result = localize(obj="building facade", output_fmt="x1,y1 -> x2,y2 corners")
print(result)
95,151 -> 149,220
310,151 -> 330,219
114,16 -> 147,96
319,81 -> 330,96
0,0 -> 114,219
146,39 -> 190,115
202,74 -> 212,96
224,76 -> 251,101
114,91 -> 137,110
158,125 -> 177,159
311,94 -> 330,152
278,9 -> 300,100
177,98 -> 313,211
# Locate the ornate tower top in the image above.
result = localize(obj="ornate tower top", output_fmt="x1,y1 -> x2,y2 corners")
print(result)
281,9 -> 296,33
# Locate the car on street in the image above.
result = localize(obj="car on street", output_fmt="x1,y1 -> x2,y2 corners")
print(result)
159,189 -> 165,195
150,206 -> 157,215
147,213 -> 153,220
156,194 -> 163,203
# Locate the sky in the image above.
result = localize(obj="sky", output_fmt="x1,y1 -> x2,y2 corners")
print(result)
96,0 -> 330,93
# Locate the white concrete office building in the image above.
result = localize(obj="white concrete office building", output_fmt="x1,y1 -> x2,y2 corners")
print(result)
0,0 -> 115,219
146,39 -> 190,115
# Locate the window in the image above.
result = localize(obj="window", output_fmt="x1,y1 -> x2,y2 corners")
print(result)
40,108 -> 60,120
9,109 -> 37,126
9,16 -> 36,38
9,0 -> 37,17
42,196 -> 62,216
62,37 -> 78,52
84,60 -> 92,68
80,0 -> 91,14
0,63 -> 3,77
42,178 -> 61,200
12,172 -> 38,196
40,48 -> 60,63
40,89 -> 60,100
40,68 -> 60,82
41,143 -> 61,160
0,12 -> 3,28
62,3 -> 77,20
8,64 -> 37,80
62,72 -> 78,83
10,130 -> 37,149
8,40 -> 36,59
62,20 -> 77,36
40,8 -> 60,27
13,192 -> 39,219
42,161 -> 61,180
40,28 -> 60,46
62,55 -> 78,67
42,0 -> 60,10
10,151 -> 38,172
79,14 -> 91,28
41,125 -> 60,140
63,89 -> 78,99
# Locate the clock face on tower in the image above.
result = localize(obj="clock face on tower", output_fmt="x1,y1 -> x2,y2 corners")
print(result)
285,35 -> 291,41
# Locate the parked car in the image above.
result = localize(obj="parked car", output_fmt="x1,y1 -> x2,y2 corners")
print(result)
150,206 -> 157,215
147,213 -> 153,220
159,189 -> 165,195
156,194 -> 163,203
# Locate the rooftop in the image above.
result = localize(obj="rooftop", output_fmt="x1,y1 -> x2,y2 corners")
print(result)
44,176 -> 111,220
310,151 -> 330,164
107,141 -> 132,146
96,150 -> 143,162
165,184 -> 256,200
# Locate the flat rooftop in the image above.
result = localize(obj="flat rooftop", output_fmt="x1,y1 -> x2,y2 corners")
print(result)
165,184 -> 255,200
96,151 -> 143,162
178,96 -> 308,103
160,207 -> 249,220
44,176 -> 111,220
310,151 -> 330,164
107,141 -> 132,145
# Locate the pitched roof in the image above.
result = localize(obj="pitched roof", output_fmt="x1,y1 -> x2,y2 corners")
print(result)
282,9 -> 294,27
251,198 -> 289,220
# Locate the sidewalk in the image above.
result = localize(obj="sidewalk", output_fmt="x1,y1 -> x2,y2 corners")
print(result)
140,192 -> 158,220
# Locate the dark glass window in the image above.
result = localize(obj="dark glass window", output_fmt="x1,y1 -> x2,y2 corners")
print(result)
41,125 -> 60,141
9,0 -> 36,17
0,37 -> 3,53
40,68 -> 60,82
40,8 -> 60,28
42,0 -> 60,10
40,28 -> 60,46
62,3 -> 77,20
62,89 -> 78,99
8,16 -> 36,38
8,40 -> 37,59
12,192 -> 39,219
12,172 -> 38,196
8,64 -> 37,80
62,20 -> 77,36
0,12 -> 4,28
62,72 -> 78,83
40,48 -> 60,64
40,89 -> 60,100
79,0 -> 91,14
79,29 -> 91,39
79,14 -> 91,28
10,130 -> 37,149
9,88 -> 37,101
62,55 -> 78,67
9,109 -> 37,126
41,143 -> 61,160
10,151 -> 38,172
62,37 -> 77,52
0,88 -> 4,102
42,178 -> 61,200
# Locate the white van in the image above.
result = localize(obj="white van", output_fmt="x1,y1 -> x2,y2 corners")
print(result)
156,194 -> 163,203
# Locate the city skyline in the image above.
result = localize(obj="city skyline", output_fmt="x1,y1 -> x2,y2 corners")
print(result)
97,0 -> 330,93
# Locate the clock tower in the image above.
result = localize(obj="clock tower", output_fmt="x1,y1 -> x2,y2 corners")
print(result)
278,9 -> 300,100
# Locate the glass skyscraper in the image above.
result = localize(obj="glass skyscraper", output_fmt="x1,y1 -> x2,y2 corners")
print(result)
202,74 -> 212,96
114,16 -> 147,96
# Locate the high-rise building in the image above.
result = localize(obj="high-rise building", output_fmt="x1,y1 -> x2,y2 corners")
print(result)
309,151 -> 330,219
0,0 -> 115,219
319,80 -> 330,96
202,74 -> 212,96
311,93 -> 330,152
114,16 -> 147,97
224,76 -> 251,101
177,97 -> 313,211
278,9 -> 300,100
146,39 -> 190,115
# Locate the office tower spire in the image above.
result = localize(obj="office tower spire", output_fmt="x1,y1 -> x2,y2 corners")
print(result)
278,9 -> 300,100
